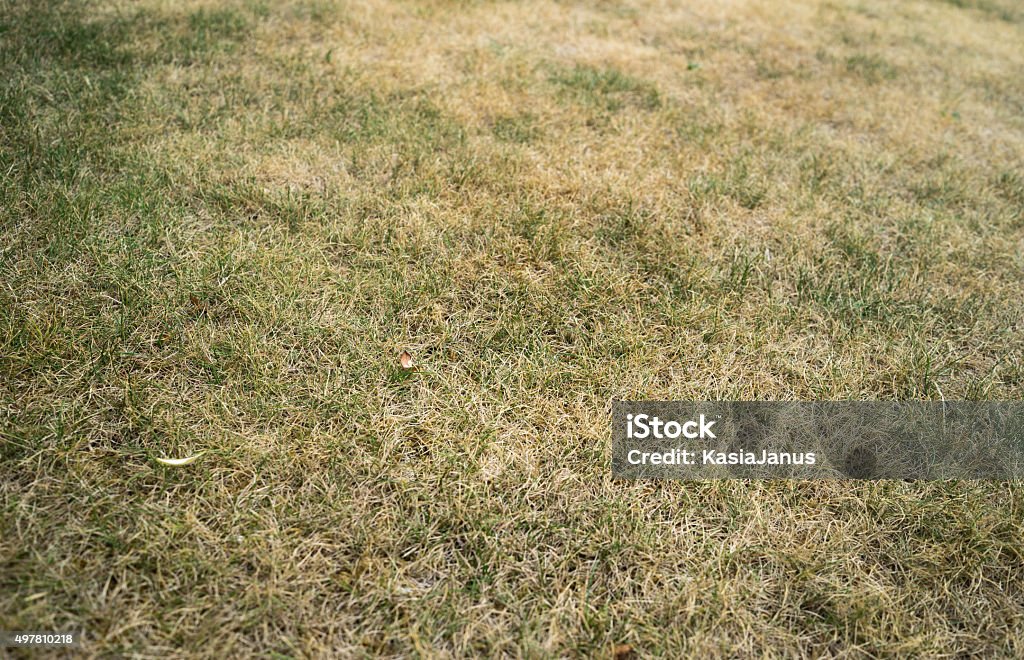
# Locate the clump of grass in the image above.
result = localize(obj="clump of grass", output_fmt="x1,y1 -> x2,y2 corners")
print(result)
939,0 -> 1021,23
188,7 -> 250,42
687,158 -> 769,210
490,112 -> 540,143
994,170 -> 1024,211
549,63 -> 662,113
845,53 -> 898,83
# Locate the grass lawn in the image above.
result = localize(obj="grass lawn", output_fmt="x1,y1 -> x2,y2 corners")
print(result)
2,0 -> 1024,655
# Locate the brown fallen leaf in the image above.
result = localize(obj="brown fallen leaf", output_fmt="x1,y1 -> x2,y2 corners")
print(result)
399,350 -> 414,370
612,643 -> 634,659
189,294 -> 208,315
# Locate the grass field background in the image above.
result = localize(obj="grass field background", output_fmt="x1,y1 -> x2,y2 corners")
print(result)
2,0 -> 1024,655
